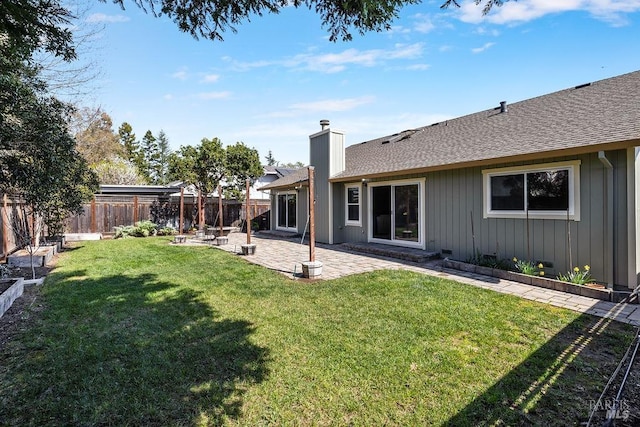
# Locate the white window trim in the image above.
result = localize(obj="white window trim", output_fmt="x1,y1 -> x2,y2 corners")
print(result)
344,183 -> 362,226
482,160 -> 581,221
367,178 -> 426,249
275,191 -> 298,232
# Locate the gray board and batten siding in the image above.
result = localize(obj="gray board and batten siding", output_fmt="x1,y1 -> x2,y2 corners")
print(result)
310,128 -> 345,244
329,150 -> 629,286
423,151 -> 629,285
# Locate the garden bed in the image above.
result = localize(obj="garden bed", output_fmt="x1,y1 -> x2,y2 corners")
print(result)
0,278 -> 25,319
443,259 -> 634,303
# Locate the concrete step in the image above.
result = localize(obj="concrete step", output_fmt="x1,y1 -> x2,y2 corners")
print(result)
256,230 -> 301,239
340,242 -> 440,263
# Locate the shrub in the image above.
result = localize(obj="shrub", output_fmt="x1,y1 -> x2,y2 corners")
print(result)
135,220 -> 157,236
157,226 -> 177,236
113,221 -> 158,239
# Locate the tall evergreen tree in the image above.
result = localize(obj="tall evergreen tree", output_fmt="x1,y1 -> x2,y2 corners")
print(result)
265,150 -> 277,166
118,122 -> 147,181
118,122 -> 137,161
140,130 -> 158,183
155,130 -> 171,185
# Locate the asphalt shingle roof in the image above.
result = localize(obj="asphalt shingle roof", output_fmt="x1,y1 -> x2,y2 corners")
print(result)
258,168 -> 309,191
332,70 -> 640,181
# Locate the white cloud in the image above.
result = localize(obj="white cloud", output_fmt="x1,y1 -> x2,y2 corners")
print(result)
474,26 -> 501,36
222,57 -> 274,72
413,14 -> 436,33
284,43 -> 425,73
171,70 -> 188,80
221,43 -> 425,74
456,0 -> 640,26
471,42 -> 495,53
200,74 -> 220,83
260,96 -> 376,119
86,13 -> 130,23
163,94 -> 173,100
406,64 -> 432,71
196,91 -> 232,100
290,96 -> 376,112
387,25 -> 412,35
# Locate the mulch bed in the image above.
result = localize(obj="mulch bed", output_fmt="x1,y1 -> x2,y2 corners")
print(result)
0,259 -> 54,352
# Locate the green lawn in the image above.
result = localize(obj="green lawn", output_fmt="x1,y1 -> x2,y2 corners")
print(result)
0,238 -> 633,426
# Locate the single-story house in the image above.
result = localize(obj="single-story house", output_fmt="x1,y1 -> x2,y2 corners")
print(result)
261,70 -> 640,290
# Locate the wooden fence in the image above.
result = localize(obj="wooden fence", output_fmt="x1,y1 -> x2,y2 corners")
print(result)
65,194 -> 271,235
1,194 -> 31,259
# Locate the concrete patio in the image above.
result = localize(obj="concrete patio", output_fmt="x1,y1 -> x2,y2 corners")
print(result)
194,231 -> 640,327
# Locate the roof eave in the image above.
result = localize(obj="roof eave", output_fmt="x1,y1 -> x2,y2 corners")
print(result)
258,179 -> 309,192
330,138 -> 640,183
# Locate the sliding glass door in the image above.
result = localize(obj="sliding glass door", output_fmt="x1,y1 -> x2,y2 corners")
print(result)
370,180 -> 422,246
276,192 -> 297,231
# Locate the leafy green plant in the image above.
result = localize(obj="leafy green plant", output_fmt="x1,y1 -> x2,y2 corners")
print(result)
557,265 -> 592,285
157,226 -> 177,236
133,220 -> 157,237
513,257 -> 545,276
113,225 -> 136,239
113,221 -> 158,238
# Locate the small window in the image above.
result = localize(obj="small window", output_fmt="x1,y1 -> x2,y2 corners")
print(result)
345,184 -> 362,226
483,161 -> 580,220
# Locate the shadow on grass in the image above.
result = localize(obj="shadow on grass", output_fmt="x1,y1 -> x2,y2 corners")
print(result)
444,311 -> 635,426
0,269 -> 269,426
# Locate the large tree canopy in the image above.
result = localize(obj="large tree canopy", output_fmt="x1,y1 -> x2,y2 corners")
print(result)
1,0 -> 98,241
0,0 -> 75,61
107,0 -> 501,42
2,0 -> 504,53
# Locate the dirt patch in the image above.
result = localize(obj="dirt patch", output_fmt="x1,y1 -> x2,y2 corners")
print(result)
585,337 -> 640,426
0,254 -> 56,352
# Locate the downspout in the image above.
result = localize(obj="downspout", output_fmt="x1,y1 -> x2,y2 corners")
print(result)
628,147 -> 640,289
598,151 -> 615,288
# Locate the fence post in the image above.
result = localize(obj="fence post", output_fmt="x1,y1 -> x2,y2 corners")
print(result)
2,194 -> 8,258
179,187 -> 184,233
90,197 -> 97,233
133,196 -> 139,224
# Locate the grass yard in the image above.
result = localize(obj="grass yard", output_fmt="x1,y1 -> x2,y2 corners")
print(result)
0,237 -> 634,426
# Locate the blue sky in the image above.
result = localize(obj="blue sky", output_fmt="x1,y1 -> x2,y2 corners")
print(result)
78,0 -> 640,165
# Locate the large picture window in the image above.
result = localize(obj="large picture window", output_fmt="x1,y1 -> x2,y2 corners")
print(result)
345,184 -> 361,226
483,161 -> 580,220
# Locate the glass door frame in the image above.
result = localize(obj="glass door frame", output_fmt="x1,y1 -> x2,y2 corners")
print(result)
275,191 -> 298,232
368,178 -> 426,249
